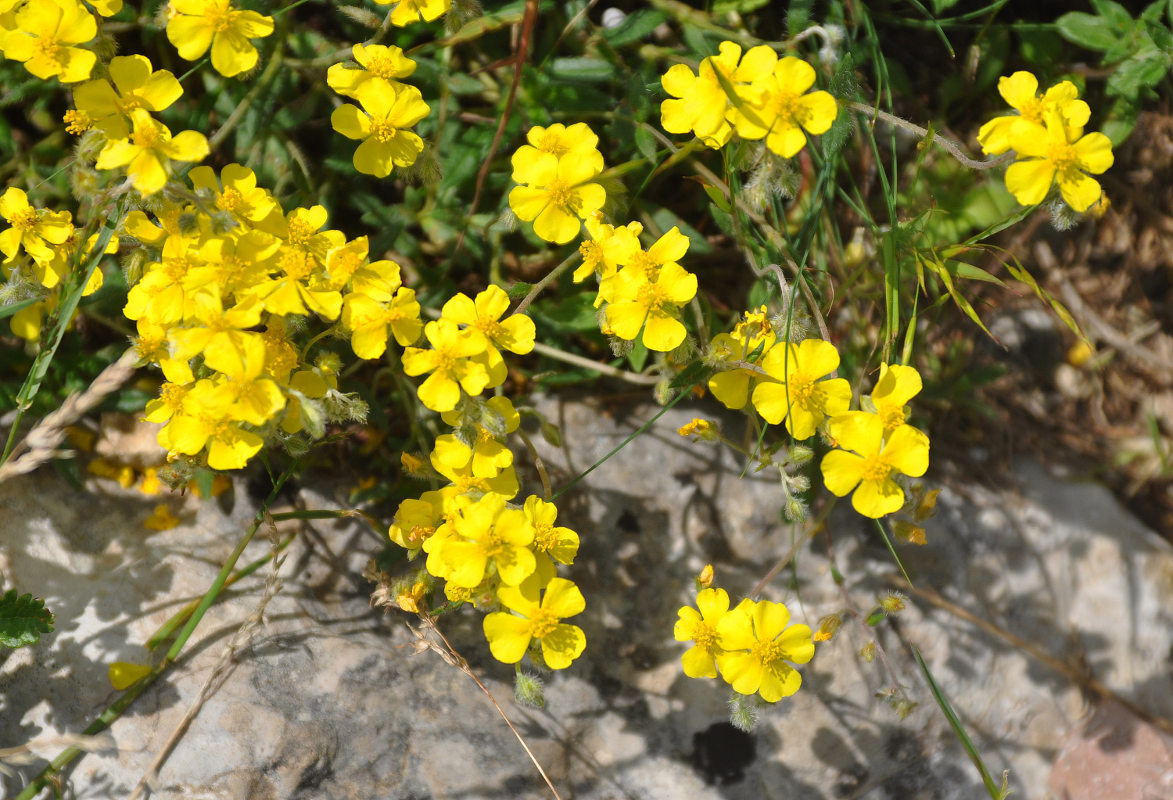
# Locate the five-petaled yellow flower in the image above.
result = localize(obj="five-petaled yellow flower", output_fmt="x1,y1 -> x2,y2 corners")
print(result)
716,598 -> 815,702
94,108 -> 210,195
674,587 -> 736,679
331,78 -> 430,178
660,41 -> 776,148
821,411 -> 930,518
1004,109 -> 1114,213
484,574 -> 586,670
166,0 -> 275,78
730,56 -> 838,159
509,151 -> 605,245
4,0 -> 97,83
751,339 -> 851,440
977,71 -> 1090,156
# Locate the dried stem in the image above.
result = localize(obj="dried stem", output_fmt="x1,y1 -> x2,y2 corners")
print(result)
415,616 -> 565,800
0,348 -> 138,484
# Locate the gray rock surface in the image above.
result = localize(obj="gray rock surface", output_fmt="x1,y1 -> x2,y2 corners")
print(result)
2,395 -> 1173,799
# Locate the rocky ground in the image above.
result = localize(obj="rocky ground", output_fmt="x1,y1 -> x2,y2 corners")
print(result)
2,395 -> 1173,799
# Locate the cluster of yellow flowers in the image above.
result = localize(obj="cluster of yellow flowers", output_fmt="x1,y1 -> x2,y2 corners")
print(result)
383,284 -> 589,670
704,309 -> 930,519
0,187 -> 107,340
660,41 -> 838,157
978,70 -> 1114,213
509,122 -> 607,244
126,162 -> 423,471
328,44 -> 431,178
675,582 -> 815,702
506,122 -> 700,353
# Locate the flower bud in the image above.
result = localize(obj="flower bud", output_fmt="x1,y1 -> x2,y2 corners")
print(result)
514,671 -> 545,708
813,613 -> 841,642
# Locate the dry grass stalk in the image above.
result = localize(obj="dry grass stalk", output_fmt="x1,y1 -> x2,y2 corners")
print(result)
0,348 -> 139,483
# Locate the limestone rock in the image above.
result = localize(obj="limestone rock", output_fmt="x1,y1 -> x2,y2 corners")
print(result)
2,395 -> 1172,799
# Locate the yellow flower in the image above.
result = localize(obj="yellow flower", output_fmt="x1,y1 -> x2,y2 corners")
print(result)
978,71 -> 1090,156
72,55 -> 183,138
483,574 -> 586,669
678,418 -> 719,441
374,0 -> 450,27
574,212 -> 642,284
522,495 -> 579,572
751,339 -> 851,440
3,0 -> 96,83
660,41 -> 777,148
707,307 -> 777,411
441,284 -> 535,355
730,56 -> 838,158
327,43 -> 417,98
511,122 -> 604,177
162,379 -> 264,470
0,188 -> 73,264
1003,109 -> 1114,213
868,362 -> 922,435
342,287 -> 422,359
401,318 -> 491,412
188,162 -> 278,225
331,78 -> 430,178
821,412 -> 930,518
166,0 -> 274,78
169,290 -> 264,376
509,148 -> 606,244
436,492 -> 535,588
674,587 -> 735,679
94,109 -> 210,195
603,261 -> 697,351
715,598 -> 814,702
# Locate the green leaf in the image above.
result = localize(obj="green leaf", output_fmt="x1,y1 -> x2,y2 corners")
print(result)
0,589 -> 54,649
1106,50 -> 1170,97
627,337 -> 648,372
950,262 -> 1007,286
549,57 -> 614,83
534,291 -> 599,332
912,645 -> 1009,799
1091,0 -> 1135,26
1102,93 -> 1141,144
1056,11 -> 1123,51
669,360 -> 716,390
712,0 -> 769,13
0,297 -> 37,321
865,609 -> 887,626
601,9 -> 667,47
634,124 -> 659,164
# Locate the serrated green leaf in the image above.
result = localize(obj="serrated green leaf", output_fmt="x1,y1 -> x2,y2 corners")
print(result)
1091,0 -> 1135,26
1056,11 -> 1123,51
1102,93 -> 1141,144
0,589 -> 55,649
1106,50 -> 1170,97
